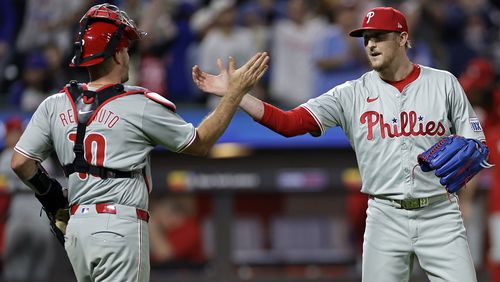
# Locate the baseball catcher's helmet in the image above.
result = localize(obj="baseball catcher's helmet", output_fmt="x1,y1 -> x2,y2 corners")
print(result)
70,4 -> 146,67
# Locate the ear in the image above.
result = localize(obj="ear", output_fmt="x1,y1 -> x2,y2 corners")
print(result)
112,51 -> 121,65
399,32 -> 409,47
112,49 -> 127,65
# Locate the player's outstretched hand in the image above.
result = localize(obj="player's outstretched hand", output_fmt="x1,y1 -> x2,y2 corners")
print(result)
192,58 -> 228,97
192,52 -> 269,97
227,52 -> 269,96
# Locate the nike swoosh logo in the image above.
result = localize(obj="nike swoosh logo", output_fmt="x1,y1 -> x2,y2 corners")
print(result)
366,96 -> 379,103
78,110 -> 93,115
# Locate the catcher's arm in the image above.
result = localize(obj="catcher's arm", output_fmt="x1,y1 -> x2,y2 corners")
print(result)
417,135 -> 494,193
11,152 -> 68,245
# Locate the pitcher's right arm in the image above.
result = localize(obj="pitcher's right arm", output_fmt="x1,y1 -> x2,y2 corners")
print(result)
182,52 -> 269,156
192,59 -> 321,137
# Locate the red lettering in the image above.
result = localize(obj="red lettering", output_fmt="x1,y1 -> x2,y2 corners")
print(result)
59,113 -> 68,126
97,110 -> 106,123
409,111 -> 417,130
436,123 -> 446,136
108,116 -> 119,128
67,109 -> 75,124
392,124 -> 401,137
360,110 -> 447,140
85,134 -> 106,166
104,110 -> 114,124
400,112 -> 409,136
93,109 -> 119,128
360,111 -> 379,140
379,114 -> 393,138
68,132 -> 107,179
425,122 -> 436,135
412,122 -> 424,136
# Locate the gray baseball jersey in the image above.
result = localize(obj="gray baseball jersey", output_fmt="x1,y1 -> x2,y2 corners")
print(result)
302,65 -> 481,281
15,84 -> 196,209
303,65 -> 485,199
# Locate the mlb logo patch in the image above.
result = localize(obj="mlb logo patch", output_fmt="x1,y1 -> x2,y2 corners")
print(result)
469,118 -> 483,132
80,207 -> 90,214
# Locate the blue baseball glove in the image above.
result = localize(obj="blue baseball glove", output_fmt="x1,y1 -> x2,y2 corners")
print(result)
417,135 -> 493,193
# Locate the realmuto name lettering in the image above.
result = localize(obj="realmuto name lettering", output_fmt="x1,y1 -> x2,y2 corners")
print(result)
59,108 -> 120,128
360,110 -> 446,140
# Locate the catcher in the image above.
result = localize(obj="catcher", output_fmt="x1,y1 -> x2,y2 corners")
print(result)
10,3 -> 268,282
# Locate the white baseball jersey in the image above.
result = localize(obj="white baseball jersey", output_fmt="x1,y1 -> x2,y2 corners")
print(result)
303,65 -> 485,199
15,84 -> 196,210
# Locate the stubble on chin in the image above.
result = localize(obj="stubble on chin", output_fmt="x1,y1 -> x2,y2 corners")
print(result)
365,53 -> 381,71
371,63 -> 383,72
368,59 -> 382,72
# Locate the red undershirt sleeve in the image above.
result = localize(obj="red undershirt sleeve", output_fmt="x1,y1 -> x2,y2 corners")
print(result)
258,102 -> 321,137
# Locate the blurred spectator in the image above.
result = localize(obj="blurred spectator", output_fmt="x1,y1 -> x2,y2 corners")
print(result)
0,119 -> 13,275
15,0 -> 91,56
165,2 -> 200,102
458,58 -> 499,268
165,1 -> 200,102
139,1 -> 200,102
239,1 -> 272,52
239,0 -> 273,100
269,0 -> 326,108
7,51 -> 53,112
432,1 -> 477,75
486,104 -> 500,282
0,0 -> 16,90
248,0 -> 281,27
459,58 -> 500,280
311,2 -> 366,97
198,0 -> 257,108
460,0 -> 497,57
341,167 -> 367,272
459,57 -> 498,127
0,116 -> 56,282
138,0 -> 176,95
149,195 -> 205,267
485,89 -> 500,282
393,2 -> 435,67
0,0 -> 15,56
406,0 -> 454,72
43,43 -> 70,88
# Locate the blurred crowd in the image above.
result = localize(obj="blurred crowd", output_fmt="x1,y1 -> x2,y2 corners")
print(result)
0,0 -> 498,111
0,0 -> 500,281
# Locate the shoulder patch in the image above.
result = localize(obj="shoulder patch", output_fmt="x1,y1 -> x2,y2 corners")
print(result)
144,92 -> 176,112
469,117 -> 483,132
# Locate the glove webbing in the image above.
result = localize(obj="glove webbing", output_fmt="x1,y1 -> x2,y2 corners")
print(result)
419,138 -> 447,163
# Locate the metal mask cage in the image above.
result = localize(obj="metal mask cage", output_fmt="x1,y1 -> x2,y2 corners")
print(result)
80,4 -> 146,39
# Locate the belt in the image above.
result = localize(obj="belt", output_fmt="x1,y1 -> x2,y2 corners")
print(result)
369,194 -> 449,210
70,203 -> 150,222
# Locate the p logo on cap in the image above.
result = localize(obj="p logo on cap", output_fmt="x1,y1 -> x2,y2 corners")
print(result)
349,7 -> 408,37
366,11 -> 375,24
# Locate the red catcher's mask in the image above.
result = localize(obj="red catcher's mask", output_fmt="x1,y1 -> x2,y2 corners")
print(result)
70,4 -> 146,67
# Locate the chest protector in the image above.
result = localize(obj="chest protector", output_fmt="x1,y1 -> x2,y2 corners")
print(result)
63,80 -> 145,179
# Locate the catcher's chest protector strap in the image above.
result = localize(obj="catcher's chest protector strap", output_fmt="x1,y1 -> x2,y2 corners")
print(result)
63,80 -> 138,179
